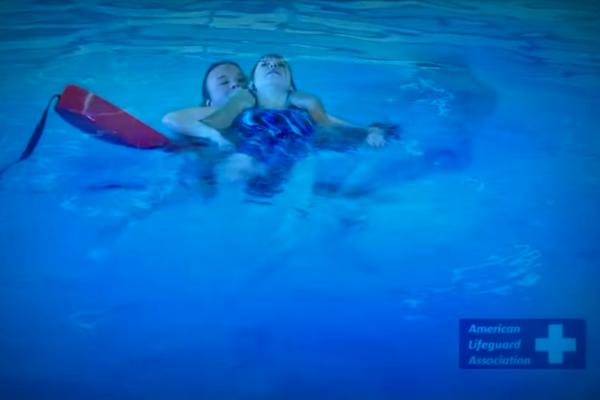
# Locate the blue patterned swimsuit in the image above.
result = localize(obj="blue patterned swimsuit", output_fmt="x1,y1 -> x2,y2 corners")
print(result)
232,107 -> 316,198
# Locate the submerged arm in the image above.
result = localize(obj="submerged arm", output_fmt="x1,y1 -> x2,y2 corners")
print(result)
316,115 -> 399,149
288,92 -> 397,147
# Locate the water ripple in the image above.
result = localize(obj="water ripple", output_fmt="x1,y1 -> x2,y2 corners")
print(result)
0,0 -> 597,79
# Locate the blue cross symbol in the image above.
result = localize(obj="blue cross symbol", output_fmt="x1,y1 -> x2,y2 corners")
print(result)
535,324 -> 577,364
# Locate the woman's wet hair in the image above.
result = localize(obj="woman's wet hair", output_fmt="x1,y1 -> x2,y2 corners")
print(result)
249,54 -> 297,91
201,60 -> 243,106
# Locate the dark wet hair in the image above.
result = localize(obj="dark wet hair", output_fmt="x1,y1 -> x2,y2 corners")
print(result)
249,54 -> 297,91
201,60 -> 244,106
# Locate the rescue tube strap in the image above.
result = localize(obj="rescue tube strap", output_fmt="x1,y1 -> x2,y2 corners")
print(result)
0,94 -> 60,179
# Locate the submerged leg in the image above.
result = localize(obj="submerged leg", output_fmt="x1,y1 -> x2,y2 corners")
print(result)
178,146 -> 222,198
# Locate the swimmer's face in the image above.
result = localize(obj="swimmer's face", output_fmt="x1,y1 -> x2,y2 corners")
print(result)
252,56 -> 292,91
205,64 -> 248,107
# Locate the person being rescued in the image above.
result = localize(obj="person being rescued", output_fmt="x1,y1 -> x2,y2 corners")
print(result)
163,54 -> 399,198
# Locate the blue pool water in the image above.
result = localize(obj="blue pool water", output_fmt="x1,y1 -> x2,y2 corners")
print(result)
0,1 -> 599,399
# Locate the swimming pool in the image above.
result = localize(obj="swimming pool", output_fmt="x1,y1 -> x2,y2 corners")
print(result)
0,1 -> 598,398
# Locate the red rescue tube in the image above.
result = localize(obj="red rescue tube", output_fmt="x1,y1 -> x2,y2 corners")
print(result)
1,85 -> 205,179
55,84 -> 171,149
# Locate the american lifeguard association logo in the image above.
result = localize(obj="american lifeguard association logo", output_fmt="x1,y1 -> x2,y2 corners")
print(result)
459,319 -> 585,369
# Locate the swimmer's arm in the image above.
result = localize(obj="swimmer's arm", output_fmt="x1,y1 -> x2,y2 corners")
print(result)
317,115 -> 396,147
162,107 -> 224,142
327,115 -> 394,134
326,115 -> 358,127
328,116 -> 400,147
199,100 -> 247,131
201,89 -> 256,131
